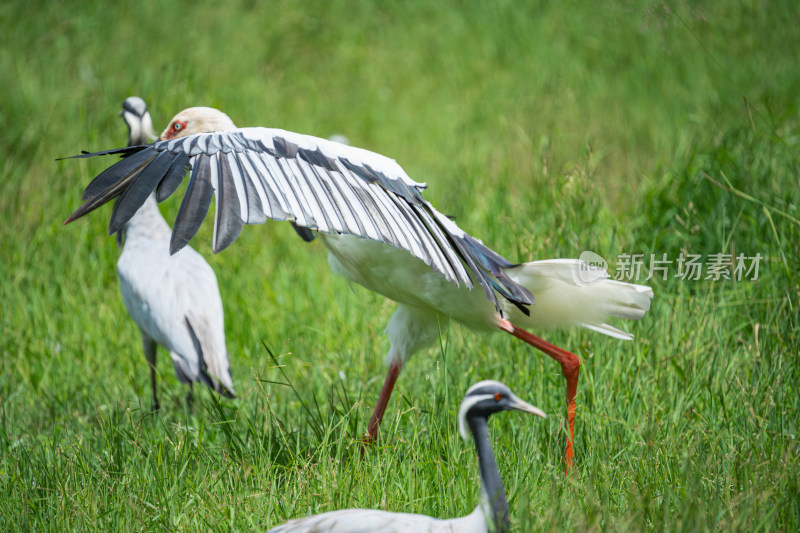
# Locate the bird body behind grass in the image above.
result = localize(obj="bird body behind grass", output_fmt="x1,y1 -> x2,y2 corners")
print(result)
115,98 -> 234,409
266,380 -> 546,533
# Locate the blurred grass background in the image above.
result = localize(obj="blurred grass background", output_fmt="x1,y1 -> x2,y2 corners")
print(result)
1,0 -> 799,530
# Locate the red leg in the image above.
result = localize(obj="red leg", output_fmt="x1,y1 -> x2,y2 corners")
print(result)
362,361 -> 402,447
498,318 -> 581,474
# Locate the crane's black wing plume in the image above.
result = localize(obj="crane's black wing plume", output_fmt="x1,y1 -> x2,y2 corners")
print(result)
65,127 -> 533,314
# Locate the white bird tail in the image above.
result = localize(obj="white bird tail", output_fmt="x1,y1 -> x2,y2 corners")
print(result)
500,259 -> 653,340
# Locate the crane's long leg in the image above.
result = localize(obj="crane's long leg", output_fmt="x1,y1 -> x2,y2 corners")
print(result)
142,335 -> 160,411
362,361 -> 403,446
498,318 -> 580,473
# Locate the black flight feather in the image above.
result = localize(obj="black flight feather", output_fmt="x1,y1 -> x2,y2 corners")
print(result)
273,137 -> 299,159
340,157 -> 376,184
448,233 -> 532,315
459,234 -> 533,309
108,151 -> 175,234
298,147 -> 338,172
155,152 -> 191,202
410,204 -> 470,285
363,163 -> 421,205
291,222 -> 316,242
170,155 -> 215,254
254,139 -> 279,159
58,145 -> 147,161
80,147 -> 156,201
213,154 -> 244,253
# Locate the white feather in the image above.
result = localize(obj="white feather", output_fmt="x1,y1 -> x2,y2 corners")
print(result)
267,505 -> 486,533
500,259 -> 654,337
118,194 -> 234,396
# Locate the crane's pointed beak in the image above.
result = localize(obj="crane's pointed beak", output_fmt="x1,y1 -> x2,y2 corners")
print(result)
63,170 -> 140,226
510,396 -> 547,419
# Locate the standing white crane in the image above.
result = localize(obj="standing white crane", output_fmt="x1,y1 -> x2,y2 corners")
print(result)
64,106 -> 651,468
114,98 -> 235,409
266,380 -> 546,533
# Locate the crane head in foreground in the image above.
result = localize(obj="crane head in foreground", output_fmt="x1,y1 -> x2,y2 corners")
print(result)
64,105 -> 653,471
267,380 -> 546,533
112,99 -> 235,410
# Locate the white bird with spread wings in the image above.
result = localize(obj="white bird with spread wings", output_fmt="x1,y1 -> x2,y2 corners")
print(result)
65,106 -> 652,469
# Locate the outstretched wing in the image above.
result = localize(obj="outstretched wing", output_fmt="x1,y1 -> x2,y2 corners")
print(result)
65,127 -> 532,313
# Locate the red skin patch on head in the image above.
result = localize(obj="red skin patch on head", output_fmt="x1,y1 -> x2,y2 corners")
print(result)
164,120 -> 187,140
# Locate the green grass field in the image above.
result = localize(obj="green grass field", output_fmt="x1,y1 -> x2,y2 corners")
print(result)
2,1 -> 799,530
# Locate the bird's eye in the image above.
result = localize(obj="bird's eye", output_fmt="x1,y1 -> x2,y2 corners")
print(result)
173,122 -> 182,131
494,392 -> 502,401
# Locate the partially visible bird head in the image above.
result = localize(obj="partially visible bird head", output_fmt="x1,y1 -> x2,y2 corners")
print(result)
120,96 -> 158,146
457,380 -> 546,440
161,107 -> 237,140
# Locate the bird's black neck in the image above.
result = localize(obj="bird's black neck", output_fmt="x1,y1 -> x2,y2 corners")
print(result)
469,416 -> 510,533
